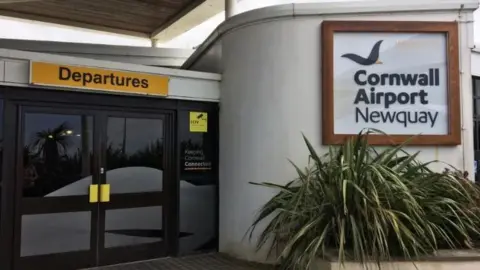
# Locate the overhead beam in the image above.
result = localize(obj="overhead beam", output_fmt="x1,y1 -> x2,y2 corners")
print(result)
151,0 -> 223,43
0,10 -> 150,38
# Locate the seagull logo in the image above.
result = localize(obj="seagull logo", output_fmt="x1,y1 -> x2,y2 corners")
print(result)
341,40 -> 384,66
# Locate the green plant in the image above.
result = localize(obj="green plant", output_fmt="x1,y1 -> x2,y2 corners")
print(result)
247,130 -> 480,270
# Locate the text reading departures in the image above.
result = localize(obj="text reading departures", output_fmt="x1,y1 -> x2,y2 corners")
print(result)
59,66 -> 149,88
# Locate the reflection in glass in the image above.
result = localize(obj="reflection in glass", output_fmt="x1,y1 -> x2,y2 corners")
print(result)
104,206 -> 163,248
178,110 -> 217,254
21,212 -> 91,256
23,113 -> 93,197
0,100 -> 3,221
179,182 -> 216,254
106,117 -> 164,194
21,113 -> 94,258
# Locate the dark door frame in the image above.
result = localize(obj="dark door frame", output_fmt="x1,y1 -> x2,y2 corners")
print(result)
13,105 -> 100,270
97,110 -> 174,266
0,86 -> 219,270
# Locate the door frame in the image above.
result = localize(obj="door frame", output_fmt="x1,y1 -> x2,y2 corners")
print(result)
0,86 -> 219,270
96,110 -> 175,266
13,105 -> 100,270
8,99 -> 177,269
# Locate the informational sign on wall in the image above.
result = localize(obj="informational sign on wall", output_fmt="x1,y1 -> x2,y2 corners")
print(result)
30,62 -> 169,96
183,148 -> 213,171
321,21 -> 460,145
179,110 -> 216,185
189,112 -> 208,132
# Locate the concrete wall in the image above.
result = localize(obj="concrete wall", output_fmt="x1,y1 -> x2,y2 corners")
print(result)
184,0 -> 479,263
471,50 -> 480,77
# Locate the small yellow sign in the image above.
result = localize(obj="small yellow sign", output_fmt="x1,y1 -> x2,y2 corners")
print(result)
30,62 -> 169,96
189,112 -> 208,133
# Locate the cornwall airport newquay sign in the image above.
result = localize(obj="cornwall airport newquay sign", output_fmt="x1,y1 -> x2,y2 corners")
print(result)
321,21 -> 461,145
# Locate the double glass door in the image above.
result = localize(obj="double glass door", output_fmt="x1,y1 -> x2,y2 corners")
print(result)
15,106 -> 173,269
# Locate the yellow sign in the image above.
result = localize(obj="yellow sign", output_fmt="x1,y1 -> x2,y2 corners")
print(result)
30,62 -> 169,96
189,112 -> 208,133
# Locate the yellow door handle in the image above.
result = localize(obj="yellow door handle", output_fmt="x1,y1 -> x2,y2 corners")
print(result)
100,184 -> 111,202
89,185 -> 98,203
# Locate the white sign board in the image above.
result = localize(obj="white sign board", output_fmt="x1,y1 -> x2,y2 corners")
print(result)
333,33 -> 448,135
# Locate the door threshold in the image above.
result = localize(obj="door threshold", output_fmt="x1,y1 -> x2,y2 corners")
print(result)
82,257 -> 173,269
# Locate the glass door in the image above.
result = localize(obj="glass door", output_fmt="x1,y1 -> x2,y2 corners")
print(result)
97,112 -> 170,266
15,107 -> 99,270
14,107 -> 174,269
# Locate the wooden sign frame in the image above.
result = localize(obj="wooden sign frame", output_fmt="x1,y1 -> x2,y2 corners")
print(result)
321,21 -> 460,145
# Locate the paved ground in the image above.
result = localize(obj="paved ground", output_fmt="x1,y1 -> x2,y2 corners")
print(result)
87,253 -> 275,270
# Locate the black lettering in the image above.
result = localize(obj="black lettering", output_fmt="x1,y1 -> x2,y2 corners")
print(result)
353,89 -> 369,104
418,74 -> 428,86
380,74 -> 389,85
419,90 -> 429,104
384,93 -> 396,109
370,111 -> 380,123
59,67 -> 71,80
351,69 -> 441,87
82,72 -> 92,86
428,68 -> 433,85
380,111 -> 396,123
389,74 -> 400,86
103,74 -> 109,84
410,92 -> 419,104
125,77 -> 132,86
376,92 -> 384,104
396,111 -> 407,127
354,107 -> 438,128
141,79 -> 149,88
418,112 -> 428,124
407,111 -> 418,124
367,74 -> 380,85
370,88 -> 376,104
132,78 -> 141,87
94,74 -> 102,84
355,107 -> 368,123
72,72 -> 81,82
397,92 -> 409,104
109,74 -> 115,85
428,112 -> 438,127
400,74 -> 418,85
115,76 -> 125,86
354,70 -> 367,86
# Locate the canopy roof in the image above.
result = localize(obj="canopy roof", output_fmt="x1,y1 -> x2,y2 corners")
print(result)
0,0 -> 222,41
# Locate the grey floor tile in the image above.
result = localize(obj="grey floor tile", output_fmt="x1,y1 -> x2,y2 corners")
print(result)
85,253 -> 275,270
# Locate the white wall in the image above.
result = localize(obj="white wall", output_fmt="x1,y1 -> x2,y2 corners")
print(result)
210,3 -> 477,263
471,51 -> 480,77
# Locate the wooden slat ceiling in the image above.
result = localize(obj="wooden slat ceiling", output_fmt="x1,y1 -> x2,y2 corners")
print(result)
0,0 -> 206,38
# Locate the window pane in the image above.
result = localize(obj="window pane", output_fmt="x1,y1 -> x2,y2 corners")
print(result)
475,78 -> 480,97
106,117 -> 164,194
178,110 -> 217,254
21,211 -> 91,257
0,99 -> 3,222
104,206 -> 163,248
22,113 -> 93,197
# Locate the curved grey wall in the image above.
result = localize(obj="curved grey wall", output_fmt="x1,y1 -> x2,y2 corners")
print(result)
187,1 -> 477,263
219,18 -> 322,261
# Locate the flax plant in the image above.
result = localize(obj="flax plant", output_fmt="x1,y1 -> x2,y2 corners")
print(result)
248,130 -> 480,270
